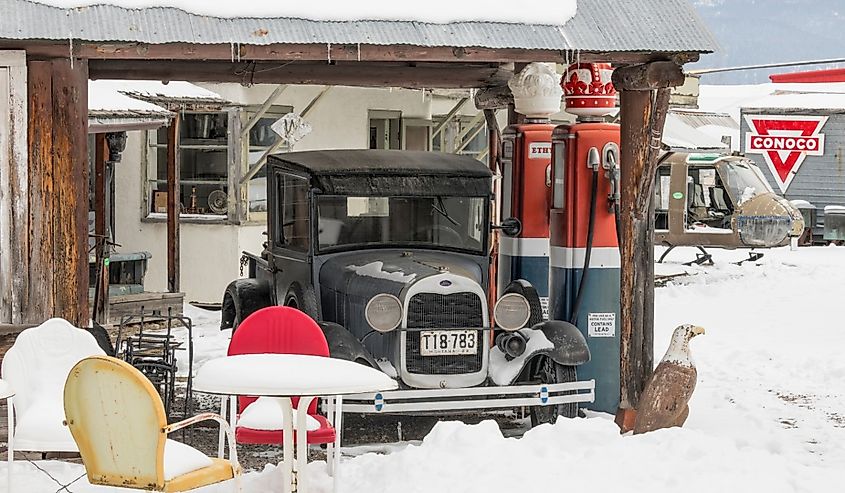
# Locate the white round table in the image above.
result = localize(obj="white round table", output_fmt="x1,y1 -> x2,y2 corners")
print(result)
194,354 -> 397,493
0,378 -> 14,491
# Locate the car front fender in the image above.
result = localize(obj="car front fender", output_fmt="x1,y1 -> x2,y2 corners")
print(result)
318,322 -> 380,369
498,320 -> 591,386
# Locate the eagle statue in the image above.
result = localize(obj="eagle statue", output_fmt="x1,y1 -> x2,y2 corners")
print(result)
633,324 -> 705,435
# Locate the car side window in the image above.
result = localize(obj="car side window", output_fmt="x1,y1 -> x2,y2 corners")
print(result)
277,174 -> 310,252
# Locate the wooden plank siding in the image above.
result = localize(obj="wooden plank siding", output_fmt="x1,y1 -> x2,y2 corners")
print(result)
0,51 -> 27,325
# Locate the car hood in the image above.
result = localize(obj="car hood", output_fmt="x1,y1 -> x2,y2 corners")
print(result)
319,249 -> 484,299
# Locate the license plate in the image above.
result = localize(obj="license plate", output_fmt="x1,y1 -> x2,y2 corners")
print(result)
419,330 -> 478,356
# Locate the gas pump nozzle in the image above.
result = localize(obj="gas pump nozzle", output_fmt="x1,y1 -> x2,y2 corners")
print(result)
587,147 -> 601,171
602,142 -> 621,212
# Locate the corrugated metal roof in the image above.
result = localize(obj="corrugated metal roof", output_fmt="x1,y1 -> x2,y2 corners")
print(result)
0,0 -> 716,53
671,110 -> 739,130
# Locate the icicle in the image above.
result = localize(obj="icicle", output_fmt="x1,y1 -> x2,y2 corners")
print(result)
357,42 -> 361,62
230,42 -> 235,63
327,42 -> 332,63
236,42 -> 241,63
68,34 -> 74,69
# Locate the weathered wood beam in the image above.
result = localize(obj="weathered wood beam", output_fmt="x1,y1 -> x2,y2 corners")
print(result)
612,61 -> 685,91
50,59 -> 90,327
89,60 -> 512,89
167,113 -> 181,293
26,60 -> 55,324
474,85 -> 512,110
0,51 -> 27,325
7,40 -> 698,65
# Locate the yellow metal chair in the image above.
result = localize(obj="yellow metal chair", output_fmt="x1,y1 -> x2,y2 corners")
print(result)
63,355 -> 241,492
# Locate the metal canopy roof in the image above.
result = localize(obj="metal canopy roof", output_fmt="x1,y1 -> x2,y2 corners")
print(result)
0,0 -> 716,54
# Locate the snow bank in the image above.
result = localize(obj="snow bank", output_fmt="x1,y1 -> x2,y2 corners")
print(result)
7,245 -> 843,492
31,0 -> 578,25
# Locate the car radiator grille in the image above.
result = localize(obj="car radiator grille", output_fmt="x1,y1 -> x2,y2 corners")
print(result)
405,292 -> 485,375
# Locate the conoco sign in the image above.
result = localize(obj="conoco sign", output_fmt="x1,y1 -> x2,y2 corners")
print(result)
744,115 -> 828,193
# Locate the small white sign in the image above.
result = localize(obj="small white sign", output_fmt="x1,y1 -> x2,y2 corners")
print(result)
271,113 -> 313,147
528,142 -> 552,160
539,296 -> 549,320
588,312 -> 616,338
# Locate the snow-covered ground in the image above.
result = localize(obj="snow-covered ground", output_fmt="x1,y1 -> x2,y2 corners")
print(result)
4,246 -> 844,492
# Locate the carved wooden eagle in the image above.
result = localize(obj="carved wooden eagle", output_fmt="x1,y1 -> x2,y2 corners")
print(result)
633,324 -> 705,435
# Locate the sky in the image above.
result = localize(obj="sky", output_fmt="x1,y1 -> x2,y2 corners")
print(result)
691,0 -> 845,84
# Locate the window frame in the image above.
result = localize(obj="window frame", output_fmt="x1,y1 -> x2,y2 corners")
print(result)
141,104 -> 293,225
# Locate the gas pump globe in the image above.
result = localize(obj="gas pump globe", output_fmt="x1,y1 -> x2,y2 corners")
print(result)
562,62 -> 617,117
498,63 -> 562,319
549,62 -> 622,414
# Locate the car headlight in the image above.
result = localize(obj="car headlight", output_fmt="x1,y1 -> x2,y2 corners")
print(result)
494,293 -> 531,331
365,294 -> 403,332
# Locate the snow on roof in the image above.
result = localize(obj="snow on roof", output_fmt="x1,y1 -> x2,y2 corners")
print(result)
699,82 -> 845,120
1,0 -> 716,54
30,0 -> 578,25
107,80 -> 227,104
662,112 -> 729,152
744,93 -> 845,112
88,80 -> 170,116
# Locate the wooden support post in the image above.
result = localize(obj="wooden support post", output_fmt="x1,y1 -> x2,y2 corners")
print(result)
167,113 -> 181,293
92,133 -> 108,323
26,60 -> 54,323
612,62 -> 680,430
484,108 -> 501,320
50,59 -> 89,327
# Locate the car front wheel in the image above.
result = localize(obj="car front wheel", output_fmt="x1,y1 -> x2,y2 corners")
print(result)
529,356 -> 578,427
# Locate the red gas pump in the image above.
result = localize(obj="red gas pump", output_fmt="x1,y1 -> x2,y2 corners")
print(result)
495,63 -> 562,358
549,63 -> 622,414
499,122 -> 555,316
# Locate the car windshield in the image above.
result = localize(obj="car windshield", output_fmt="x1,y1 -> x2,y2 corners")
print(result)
720,160 -> 774,204
317,195 -> 487,254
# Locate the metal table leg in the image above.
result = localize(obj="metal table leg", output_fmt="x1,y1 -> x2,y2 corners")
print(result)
6,396 -> 13,493
217,396 -> 228,458
295,397 -> 315,493
332,396 -> 343,493
279,397 -> 295,493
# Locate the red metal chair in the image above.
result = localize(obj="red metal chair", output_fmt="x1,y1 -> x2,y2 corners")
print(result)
227,306 -> 336,445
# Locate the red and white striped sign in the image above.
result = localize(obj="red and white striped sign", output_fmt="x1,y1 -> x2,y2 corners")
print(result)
744,115 -> 828,192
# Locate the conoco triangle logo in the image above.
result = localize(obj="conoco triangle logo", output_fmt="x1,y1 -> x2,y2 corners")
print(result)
744,115 -> 828,193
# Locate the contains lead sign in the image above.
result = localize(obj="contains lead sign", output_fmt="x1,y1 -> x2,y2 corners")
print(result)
588,312 -> 616,338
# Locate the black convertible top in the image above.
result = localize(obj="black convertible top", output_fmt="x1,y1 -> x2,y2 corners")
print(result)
269,149 -> 492,178
268,149 -> 493,196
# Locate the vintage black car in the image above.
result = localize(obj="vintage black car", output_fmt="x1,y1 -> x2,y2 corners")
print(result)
222,149 -> 594,423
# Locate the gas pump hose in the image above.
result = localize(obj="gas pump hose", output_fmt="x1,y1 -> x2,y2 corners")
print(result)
570,167 -> 599,325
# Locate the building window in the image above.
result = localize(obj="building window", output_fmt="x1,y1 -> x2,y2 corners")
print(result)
148,111 -> 229,217
145,105 -> 292,222
368,110 -> 431,151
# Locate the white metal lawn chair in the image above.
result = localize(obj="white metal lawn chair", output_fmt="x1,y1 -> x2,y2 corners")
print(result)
0,318 -> 105,483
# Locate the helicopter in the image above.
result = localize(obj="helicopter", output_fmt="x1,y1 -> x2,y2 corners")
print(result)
653,152 -> 805,265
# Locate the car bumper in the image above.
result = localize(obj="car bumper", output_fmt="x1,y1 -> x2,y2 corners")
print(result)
341,379 -> 595,414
